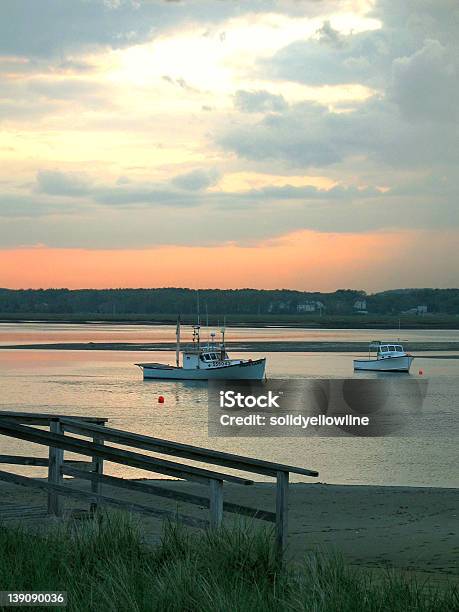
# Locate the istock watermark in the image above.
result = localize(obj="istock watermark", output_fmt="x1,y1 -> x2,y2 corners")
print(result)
208,378 -> 429,437
219,390 -> 282,409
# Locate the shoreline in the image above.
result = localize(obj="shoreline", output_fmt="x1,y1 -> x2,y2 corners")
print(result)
1,479 -> 457,581
2,340 -> 459,353
1,316 -> 459,330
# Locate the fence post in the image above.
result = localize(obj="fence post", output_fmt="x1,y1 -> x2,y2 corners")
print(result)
275,470 -> 289,562
47,419 -> 64,516
90,433 -> 104,513
209,479 -> 223,529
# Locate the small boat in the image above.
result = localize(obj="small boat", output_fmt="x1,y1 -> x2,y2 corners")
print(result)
353,341 -> 414,372
136,319 -> 266,380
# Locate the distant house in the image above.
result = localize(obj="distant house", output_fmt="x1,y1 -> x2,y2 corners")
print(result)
297,300 -> 325,313
268,301 -> 291,313
297,302 -> 316,313
402,305 -> 428,315
353,299 -> 367,313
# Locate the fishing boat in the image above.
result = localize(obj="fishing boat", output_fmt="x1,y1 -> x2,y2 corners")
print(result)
353,341 -> 414,372
136,319 -> 266,380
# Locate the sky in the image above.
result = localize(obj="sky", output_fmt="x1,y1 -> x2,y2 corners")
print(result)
0,0 -> 458,291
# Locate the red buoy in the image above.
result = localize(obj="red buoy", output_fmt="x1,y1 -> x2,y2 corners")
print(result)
158,395 -> 165,403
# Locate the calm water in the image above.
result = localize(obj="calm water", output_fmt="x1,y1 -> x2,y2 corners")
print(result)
0,324 -> 457,487
2,322 -> 459,345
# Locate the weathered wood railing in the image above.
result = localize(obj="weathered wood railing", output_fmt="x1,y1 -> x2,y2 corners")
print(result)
0,412 -> 319,559
0,411 -> 107,469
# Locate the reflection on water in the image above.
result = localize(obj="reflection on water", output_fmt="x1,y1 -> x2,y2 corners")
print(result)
0,347 -> 457,488
1,322 -> 459,346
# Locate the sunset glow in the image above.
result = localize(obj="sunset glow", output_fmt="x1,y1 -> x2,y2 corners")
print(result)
2,229 -> 458,291
0,1 -> 457,290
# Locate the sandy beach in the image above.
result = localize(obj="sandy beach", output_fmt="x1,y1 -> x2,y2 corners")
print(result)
1,479 -> 457,583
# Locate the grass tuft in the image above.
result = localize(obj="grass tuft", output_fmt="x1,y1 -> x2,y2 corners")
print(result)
0,511 -> 457,611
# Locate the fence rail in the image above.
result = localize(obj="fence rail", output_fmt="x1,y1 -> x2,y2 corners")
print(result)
0,412 -> 318,560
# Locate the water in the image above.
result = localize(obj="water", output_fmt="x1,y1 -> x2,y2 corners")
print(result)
0,324 -> 457,488
2,322 -> 459,346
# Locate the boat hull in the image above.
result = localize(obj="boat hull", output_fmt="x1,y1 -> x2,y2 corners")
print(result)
353,355 -> 414,372
137,358 -> 266,380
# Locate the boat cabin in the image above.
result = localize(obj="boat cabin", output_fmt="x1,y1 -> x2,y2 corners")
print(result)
182,348 -> 230,369
378,344 -> 403,354
200,350 -> 229,363
370,342 -> 407,359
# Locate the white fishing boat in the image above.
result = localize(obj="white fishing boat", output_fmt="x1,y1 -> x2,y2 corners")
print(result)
353,341 -> 414,372
136,319 -> 266,380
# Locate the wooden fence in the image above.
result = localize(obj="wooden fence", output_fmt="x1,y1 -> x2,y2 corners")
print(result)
0,411 -> 319,559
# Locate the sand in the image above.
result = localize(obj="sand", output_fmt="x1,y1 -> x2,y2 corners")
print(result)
0,479 -> 457,583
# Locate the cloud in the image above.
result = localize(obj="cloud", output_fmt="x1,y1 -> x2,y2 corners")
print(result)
31,167 -> 221,207
0,99 -> 58,123
234,90 -> 287,113
94,187 -> 201,207
36,170 -> 92,197
0,0 -> 300,59
260,0 -> 459,128
27,78 -> 108,103
31,168 -> 385,209
0,0 -> 457,276
218,95 -> 459,171
0,192 -> 85,218
217,0 -> 459,173
162,75 -> 200,93
391,39 -> 459,122
2,167 -> 449,244
1,170 -> 457,253
0,76 -> 112,124
316,20 -> 343,47
171,168 -> 220,191
263,24 -> 389,87
372,0 -> 459,42
218,102 -> 344,167
0,1 -> 162,58
243,183 -> 382,200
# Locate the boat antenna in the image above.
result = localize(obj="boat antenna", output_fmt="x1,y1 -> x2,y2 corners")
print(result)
194,290 -> 201,350
219,315 -> 226,360
205,303 -> 209,343
175,314 -> 181,367
221,315 -> 226,349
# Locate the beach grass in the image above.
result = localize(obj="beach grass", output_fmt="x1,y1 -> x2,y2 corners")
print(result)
0,511 -> 457,611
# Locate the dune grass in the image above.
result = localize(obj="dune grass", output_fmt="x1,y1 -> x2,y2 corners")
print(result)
0,511 -> 457,611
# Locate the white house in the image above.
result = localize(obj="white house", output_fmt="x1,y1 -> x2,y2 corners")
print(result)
297,302 -> 316,313
402,305 -> 428,315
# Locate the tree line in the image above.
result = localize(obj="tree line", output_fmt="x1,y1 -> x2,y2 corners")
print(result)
0,287 -> 458,316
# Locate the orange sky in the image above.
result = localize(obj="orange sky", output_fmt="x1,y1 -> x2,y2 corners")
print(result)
2,229 -> 456,291
1,2 -> 457,292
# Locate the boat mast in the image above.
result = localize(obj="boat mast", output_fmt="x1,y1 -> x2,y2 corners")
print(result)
195,290 -> 201,352
220,315 -> 226,359
175,315 -> 181,367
